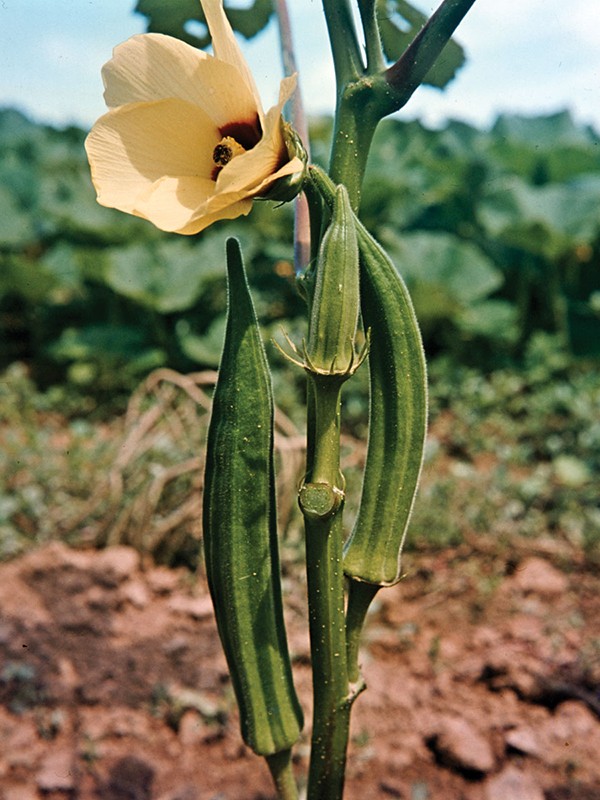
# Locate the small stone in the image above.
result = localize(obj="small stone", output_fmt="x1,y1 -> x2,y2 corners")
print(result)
428,717 -> 495,774
168,594 -> 214,619
36,748 -> 75,791
24,541 -> 88,572
121,579 -> 150,608
485,765 -> 544,800
169,688 -> 221,720
146,567 -> 180,595
57,657 -> 80,691
472,626 -> 503,648
178,710 -> 206,747
546,701 -> 599,741
505,725 -> 542,756
94,546 -> 140,584
507,615 -> 543,642
511,557 -> 568,596
2,786 -> 39,800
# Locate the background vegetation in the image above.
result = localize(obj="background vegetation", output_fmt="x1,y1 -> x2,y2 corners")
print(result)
0,107 -> 598,564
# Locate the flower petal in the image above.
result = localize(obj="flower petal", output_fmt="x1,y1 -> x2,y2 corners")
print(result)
103,33 -> 259,129
201,0 -> 263,117
134,177 -> 252,234
135,175 -> 253,234
85,97 -> 220,213
135,176 -> 215,230
215,75 -> 298,195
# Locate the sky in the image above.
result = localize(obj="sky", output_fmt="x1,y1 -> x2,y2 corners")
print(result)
1,0 -> 600,134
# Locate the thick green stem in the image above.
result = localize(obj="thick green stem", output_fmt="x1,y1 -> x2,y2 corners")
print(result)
357,0 -> 385,73
305,375 -> 344,485
321,0 -> 364,89
328,0 -> 479,207
328,93 -> 379,212
305,513 -> 350,800
266,749 -> 299,800
382,0 -> 478,114
302,376 -> 350,800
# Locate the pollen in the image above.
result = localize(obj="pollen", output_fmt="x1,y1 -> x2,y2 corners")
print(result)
212,136 -> 246,167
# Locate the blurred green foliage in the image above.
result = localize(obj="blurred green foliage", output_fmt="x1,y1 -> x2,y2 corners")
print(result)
1,106 -> 599,405
0,107 -> 303,405
376,0 -> 466,88
361,110 -> 600,362
135,0 -> 274,49
1,340 -> 598,564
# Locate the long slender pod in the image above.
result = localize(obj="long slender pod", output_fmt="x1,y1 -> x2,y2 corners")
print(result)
344,219 -> 428,586
309,166 -> 427,587
203,238 -> 303,760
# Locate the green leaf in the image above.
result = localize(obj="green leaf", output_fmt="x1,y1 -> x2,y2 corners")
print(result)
134,0 -> 273,49
480,176 -> 600,257
38,243 -> 83,295
105,237 -> 226,313
0,186 -> 35,248
377,0 -> 466,89
488,111 -> 600,184
460,299 -> 518,343
0,254 -> 55,302
381,230 -> 502,304
176,316 -> 226,367
48,324 -> 150,361
0,108 -> 43,149
492,110 -> 597,150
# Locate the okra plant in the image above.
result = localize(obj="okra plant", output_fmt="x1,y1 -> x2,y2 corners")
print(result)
86,0 -> 477,796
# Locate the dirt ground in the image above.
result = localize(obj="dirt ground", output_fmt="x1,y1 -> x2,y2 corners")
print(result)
0,539 -> 599,800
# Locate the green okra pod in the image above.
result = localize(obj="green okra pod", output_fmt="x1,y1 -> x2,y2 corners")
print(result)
203,238 -> 303,756
309,166 -> 427,586
344,215 -> 428,586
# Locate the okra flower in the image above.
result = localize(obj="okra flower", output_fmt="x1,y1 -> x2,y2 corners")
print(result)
85,0 -> 305,234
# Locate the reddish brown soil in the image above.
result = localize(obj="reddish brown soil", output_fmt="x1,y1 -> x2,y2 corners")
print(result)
0,540 -> 599,800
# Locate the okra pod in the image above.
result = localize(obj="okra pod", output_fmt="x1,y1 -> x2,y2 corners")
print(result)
305,184 -> 360,376
344,215 -> 428,586
308,166 -> 427,586
203,238 -> 303,756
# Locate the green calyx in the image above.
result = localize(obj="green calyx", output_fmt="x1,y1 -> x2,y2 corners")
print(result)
259,122 -> 309,203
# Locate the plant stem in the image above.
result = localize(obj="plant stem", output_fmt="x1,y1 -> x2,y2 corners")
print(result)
357,0 -> 385,73
321,0 -> 364,90
328,0 -> 479,208
302,376 -> 350,800
305,514 -> 350,800
382,0 -> 478,114
328,91 -> 379,211
266,749 -> 299,800
274,0 -> 312,275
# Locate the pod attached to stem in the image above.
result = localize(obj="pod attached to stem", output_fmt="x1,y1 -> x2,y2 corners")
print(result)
309,166 -> 428,587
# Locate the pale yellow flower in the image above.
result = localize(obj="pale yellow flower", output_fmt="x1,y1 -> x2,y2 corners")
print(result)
85,0 -> 304,235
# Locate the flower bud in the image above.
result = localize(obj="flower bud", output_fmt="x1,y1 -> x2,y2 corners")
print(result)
305,184 -> 361,376
259,122 -> 308,203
